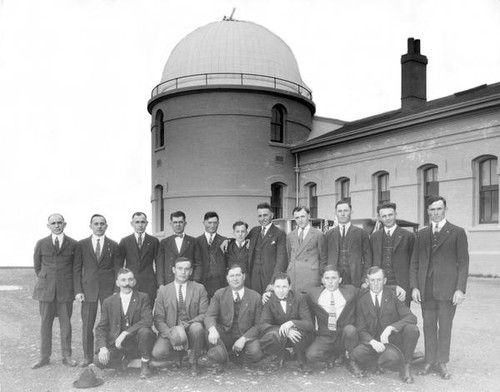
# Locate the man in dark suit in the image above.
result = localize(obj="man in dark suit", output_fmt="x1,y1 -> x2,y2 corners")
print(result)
205,264 -> 263,372
287,206 -> 327,294
371,203 -> 415,307
324,200 -> 372,287
410,196 -> 469,380
194,211 -> 227,298
259,272 -> 314,373
306,266 -> 360,375
247,202 -> 287,294
74,214 -> 121,367
95,268 -> 156,379
118,212 -> 160,305
352,266 -> 419,383
157,211 -> 196,286
32,213 -> 78,369
152,257 -> 208,375
224,221 -> 250,276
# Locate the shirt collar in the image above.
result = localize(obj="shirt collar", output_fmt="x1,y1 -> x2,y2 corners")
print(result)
385,225 -> 397,236
92,234 -> 105,242
205,232 -> 216,241
120,291 -> 133,300
433,218 -> 447,229
233,287 -> 245,299
52,233 -> 64,243
339,222 -> 351,231
134,232 -> 144,241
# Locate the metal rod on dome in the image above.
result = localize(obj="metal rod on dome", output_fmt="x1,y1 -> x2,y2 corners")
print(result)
229,8 -> 236,20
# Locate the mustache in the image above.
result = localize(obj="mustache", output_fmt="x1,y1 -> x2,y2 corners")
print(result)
123,285 -> 133,289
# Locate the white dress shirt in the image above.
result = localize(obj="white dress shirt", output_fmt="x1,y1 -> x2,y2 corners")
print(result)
174,234 -> 184,253
205,232 -> 215,243
298,224 -> 311,240
120,291 -> 133,314
339,222 -> 351,236
52,233 -> 64,247
385,225 -> 397,236
371,291 -> 382,307
433,219 -> 447,233
261,223 -> 273,237
174,281 -> 187,302
232,288 -> 245,301
318,288 -> 346,316
92,235 -> 105,253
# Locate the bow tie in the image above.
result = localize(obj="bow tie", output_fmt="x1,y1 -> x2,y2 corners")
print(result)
175,234 -> 184,238
279,298 -> 288,302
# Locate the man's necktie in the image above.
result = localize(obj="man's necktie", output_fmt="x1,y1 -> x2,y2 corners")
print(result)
261,227 -> 266,238
138,234 -> 143,249
234,291 -> 241,303
375,294 -> 381,317
55,237 -> 60,251
298,229 -> 304,245
341,225 -> 346,238
434,223 -> 440,234
95,238 -> 101,259
178,284 -> 184,305
208,234 -> 213,245
328,292 -> 337,331
386,230 -> 391,238
280,298 -> 287,313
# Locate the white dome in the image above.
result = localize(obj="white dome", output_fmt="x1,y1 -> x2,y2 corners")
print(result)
154,20 -> 311,98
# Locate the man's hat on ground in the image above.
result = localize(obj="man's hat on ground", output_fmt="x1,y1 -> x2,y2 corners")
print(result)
72,367 -> 104,389
377,343 -> 405,371
207,345 -> 229,364
169,325 -> 188,347
259,329 -> 286,355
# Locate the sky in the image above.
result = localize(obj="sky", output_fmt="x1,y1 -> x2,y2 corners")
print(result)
1,0 -> 499,267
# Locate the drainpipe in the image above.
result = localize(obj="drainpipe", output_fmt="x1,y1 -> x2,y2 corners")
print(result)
294,153 -> 300,205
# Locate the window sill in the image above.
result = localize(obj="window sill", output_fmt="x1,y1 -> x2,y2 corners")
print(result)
154,146 -> 165,153
269,141 -> 289,148
468,224 -> 500,232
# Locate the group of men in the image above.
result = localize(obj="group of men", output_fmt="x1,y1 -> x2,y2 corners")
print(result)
32,196 -> 469,385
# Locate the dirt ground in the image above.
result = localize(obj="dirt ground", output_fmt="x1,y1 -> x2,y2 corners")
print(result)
0,268 -> 499,392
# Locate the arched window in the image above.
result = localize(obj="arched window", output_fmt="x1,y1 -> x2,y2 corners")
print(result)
270,105 -> 285,143
336,177 -> 351,203
155,185 -> 164,232
423,165 -> 439,225
478,157 -> 498,223
271,182 -> 285,219
308,183 -> 318,218
374,172 -> 390,206
155,110 -> 165,149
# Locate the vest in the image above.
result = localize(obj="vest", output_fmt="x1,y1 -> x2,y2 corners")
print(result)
230,298 -> 242,338
177,297 -> 189,324
382,232 -> 396,285
252,232 -> 265,265
338,230 -> 351,284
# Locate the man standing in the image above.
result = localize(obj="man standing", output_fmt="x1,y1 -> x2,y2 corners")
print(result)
410,196 -> 469,379
95,268 -> 156,379
194,211 -> 227,298
118,212 -> 159,305
247,203 -> 287,294
152,257 -> 208,375
371,203 -> 415,307
259,272 -> 314,373
351,266 -> 419,383
306,266 -> 360,375
32,213 -> 78,369
157,211 -> 196,287
74,214 -> 121,367
324,200 -> 372,287
287,206 -> 327,294
204,264 -> 263,372
224,221 -> 250,276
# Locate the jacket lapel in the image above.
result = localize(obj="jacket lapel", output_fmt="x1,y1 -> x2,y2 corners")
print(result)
180,236 -> 191,256
185,281 -> 193,310
128,292 -> 139,320
392,227 -> 403,252
434,222 -> 452,251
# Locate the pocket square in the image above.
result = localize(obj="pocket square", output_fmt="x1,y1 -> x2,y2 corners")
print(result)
271,241 -> 276,245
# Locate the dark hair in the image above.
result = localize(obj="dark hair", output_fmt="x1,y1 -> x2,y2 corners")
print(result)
366,266 -> 385,277
131,212 -> 147,220
232,221 -> 248,230
427,195 -> 447,208
227,263 -> 244,275
335,200 -> 352,209
273,272 -> 291,285
292,206 -> 310,214
175,257 -> 192,267
377,202 -> 397,214
116,267 -> 134,279
257,202 -> 272,211
203,211 -> 219,221
322,265 -> 340,277
170,211 -> 186,221
90,214 -> 106,224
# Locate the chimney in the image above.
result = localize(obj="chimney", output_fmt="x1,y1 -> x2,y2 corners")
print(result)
401,38 -> 428,111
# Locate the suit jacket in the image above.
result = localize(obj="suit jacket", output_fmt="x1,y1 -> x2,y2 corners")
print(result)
194,233 -> 227,284
204,286 -> 262,340
355,287 -> 417,343
118,233 -> 159,293
74,236 -> 121,302
225,240 -> 249,273
371,226 -> 415,295
247,224 -> 287,287
259,290 -> 313,335
154,281 -> 208,338
157,234 -> 196,286
286,227 -> 327,293
95,291 -> 153,349
33,234 -> 78,302
307,285 -> 358,337
324,225 -> 372,287
410,222 -> 469,301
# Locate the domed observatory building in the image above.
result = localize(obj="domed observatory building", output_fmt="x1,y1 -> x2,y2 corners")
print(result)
148,18 -> 315,236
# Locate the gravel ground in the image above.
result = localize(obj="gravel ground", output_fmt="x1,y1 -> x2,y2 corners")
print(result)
1,268 -> 499,392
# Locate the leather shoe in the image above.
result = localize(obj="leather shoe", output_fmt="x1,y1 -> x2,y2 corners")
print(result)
80,358 -> 92,367
140,361 -> 152,379
436,363 -> 451,380
189,363 -> 200,376
347,359 -> 364,378
417,362 -> 434,375
62,357 -> 77,367
401,363 -> 414,384
31,357 -> 50,369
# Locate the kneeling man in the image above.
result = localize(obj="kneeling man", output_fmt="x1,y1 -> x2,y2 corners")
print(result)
204,264 -> 263,372
95,268 -> 156,379
152,257 -> 208,375
259,272 -> 314,373
351,266 -> 419,383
